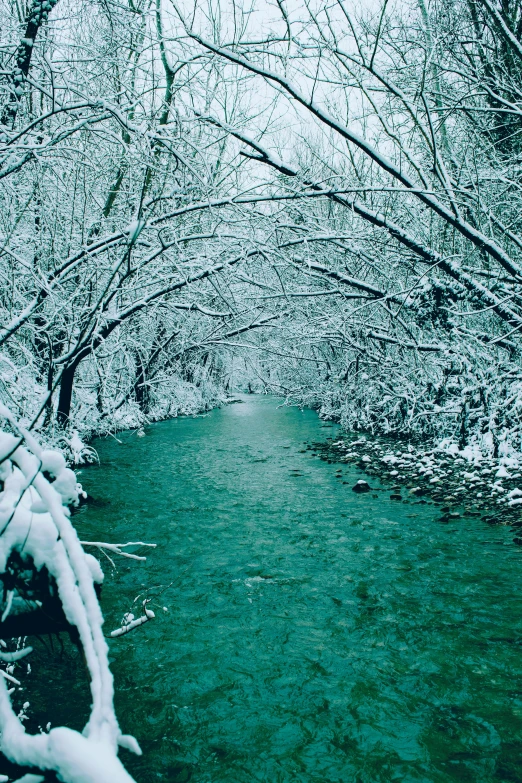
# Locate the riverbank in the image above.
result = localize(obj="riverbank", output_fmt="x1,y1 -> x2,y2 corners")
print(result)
55,385 -> 233,465
309,431 -> 522,536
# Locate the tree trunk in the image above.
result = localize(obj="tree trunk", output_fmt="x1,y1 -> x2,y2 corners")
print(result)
56,363 -> 77,427
134,353 -> 149,413
42,342 -> 54,428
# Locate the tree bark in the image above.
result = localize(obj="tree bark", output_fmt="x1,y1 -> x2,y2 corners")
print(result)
56,362 -> 78,426
134,353 -> 149,413
1,0 -> 61,127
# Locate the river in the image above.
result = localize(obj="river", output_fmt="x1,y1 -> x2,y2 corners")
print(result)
74,395 -> 522,782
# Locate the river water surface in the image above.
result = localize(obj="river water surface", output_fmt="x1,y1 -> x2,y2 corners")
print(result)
77,396 -> 522,783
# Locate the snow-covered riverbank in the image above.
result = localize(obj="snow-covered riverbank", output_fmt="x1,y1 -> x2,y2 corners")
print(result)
310,434 -> 522,532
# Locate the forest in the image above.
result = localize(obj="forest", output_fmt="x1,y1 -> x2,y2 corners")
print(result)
2,0 -> 522,780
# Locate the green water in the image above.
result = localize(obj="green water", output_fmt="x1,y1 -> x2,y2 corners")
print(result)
77,396 -> 522,783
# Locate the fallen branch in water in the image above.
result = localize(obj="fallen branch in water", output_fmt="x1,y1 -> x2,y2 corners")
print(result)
80,541 -> 157,562
110,600 -> 155,638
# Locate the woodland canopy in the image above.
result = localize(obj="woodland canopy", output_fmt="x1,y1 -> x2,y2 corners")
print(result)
2,0 -> 522,455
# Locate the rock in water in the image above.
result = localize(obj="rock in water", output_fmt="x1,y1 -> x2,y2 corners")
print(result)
353,480 -> 371,493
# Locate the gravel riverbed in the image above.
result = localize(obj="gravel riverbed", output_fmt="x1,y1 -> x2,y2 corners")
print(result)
306,434 -> 522,542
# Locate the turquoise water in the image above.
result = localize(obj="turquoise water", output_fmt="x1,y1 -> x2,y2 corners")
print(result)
75,396 -> 522,782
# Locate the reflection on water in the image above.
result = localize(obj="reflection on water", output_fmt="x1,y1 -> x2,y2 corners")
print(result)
73,396 -> 522,782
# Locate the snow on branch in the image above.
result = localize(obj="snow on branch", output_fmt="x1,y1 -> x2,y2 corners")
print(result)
0,403 -> 140,782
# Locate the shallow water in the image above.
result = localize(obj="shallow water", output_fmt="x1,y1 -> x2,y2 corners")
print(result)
76,396 -> 522,782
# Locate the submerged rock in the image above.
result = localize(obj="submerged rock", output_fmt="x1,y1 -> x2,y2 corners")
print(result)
353,480 -> 371,493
